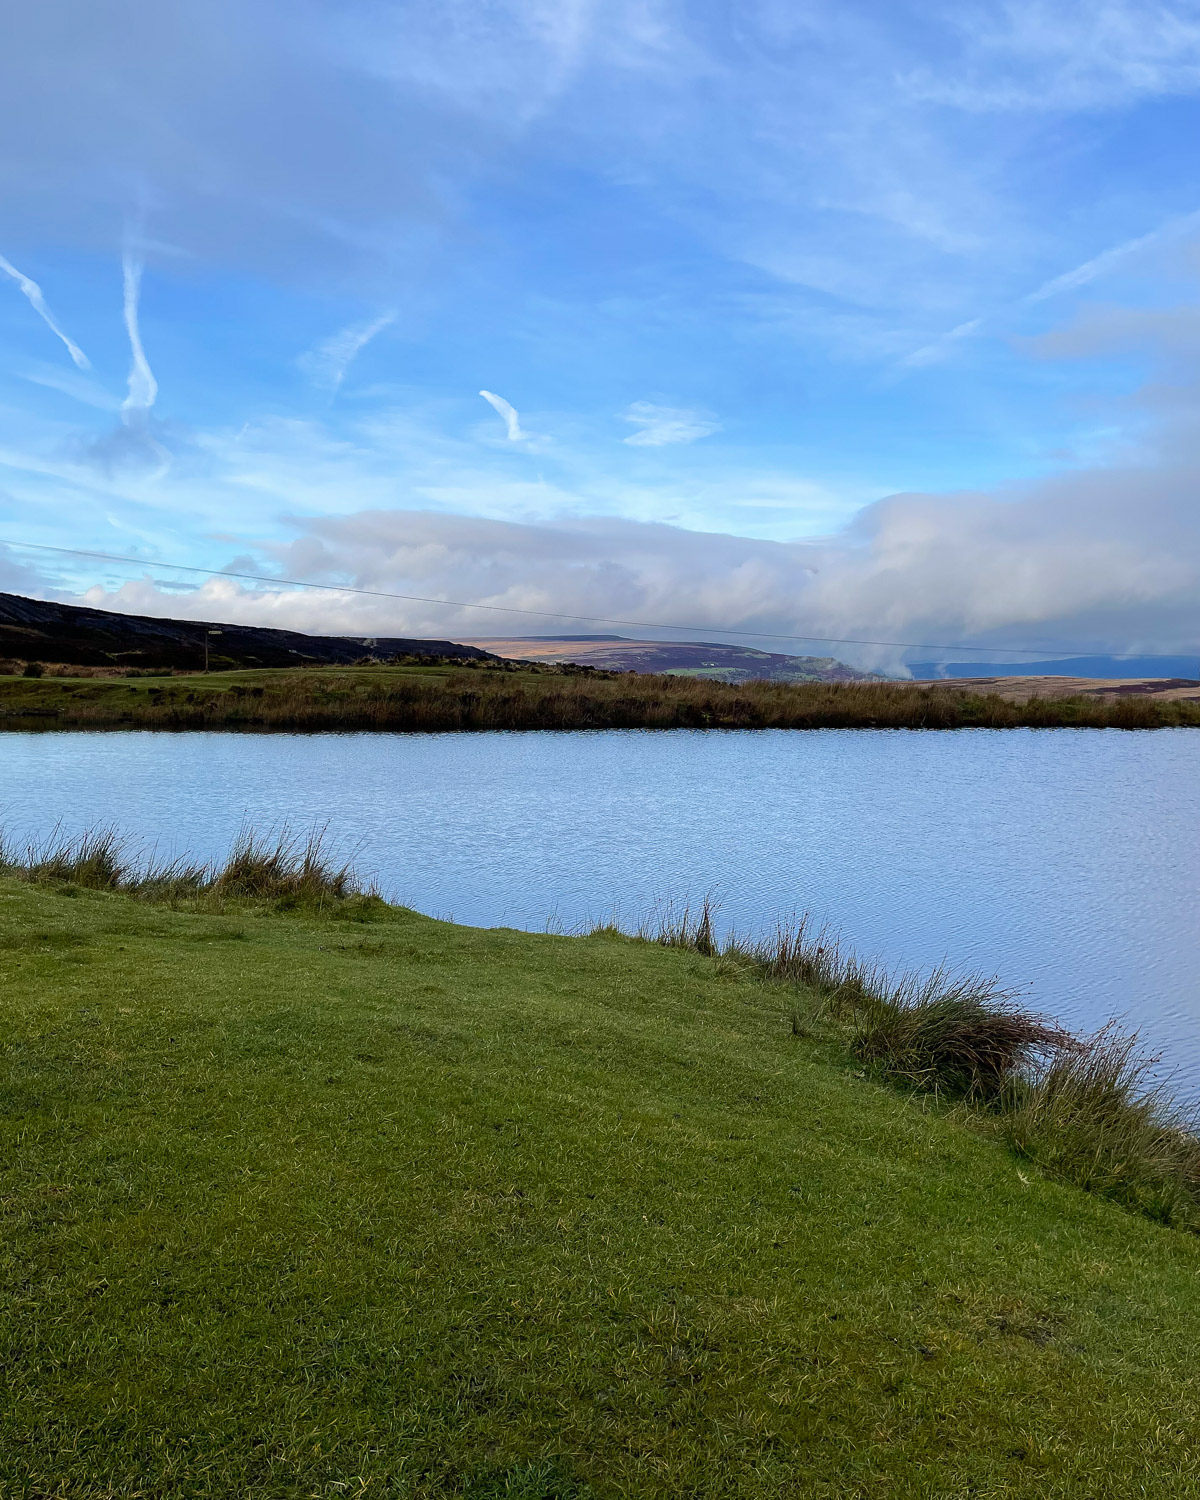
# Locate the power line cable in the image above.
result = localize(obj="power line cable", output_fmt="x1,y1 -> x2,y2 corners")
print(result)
0,536 -> 1191,660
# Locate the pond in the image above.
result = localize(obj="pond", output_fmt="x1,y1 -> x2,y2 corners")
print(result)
3,727 -> 1199,1093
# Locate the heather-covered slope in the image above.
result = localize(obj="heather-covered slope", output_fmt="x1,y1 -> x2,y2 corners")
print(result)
460,635 -> 882,682
0,591 -> 494,671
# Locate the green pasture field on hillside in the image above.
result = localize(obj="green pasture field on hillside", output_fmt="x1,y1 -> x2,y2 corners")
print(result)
2,879 -> 1200,1496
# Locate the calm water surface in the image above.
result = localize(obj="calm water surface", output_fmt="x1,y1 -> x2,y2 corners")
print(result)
3,728 -> 1198,1089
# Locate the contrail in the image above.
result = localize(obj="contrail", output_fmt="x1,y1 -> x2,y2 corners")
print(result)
117,246 -> 169,479
901,318 -> 983,369
121,249 -> 157,421
480,389 -> 525,441
0,252 -> 90,368
1025,231 -> 1168,304
899,205 -> 1200,370
302,311 -> 396,393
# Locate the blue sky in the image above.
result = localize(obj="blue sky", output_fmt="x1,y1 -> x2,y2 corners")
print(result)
1,0 -> 1199,668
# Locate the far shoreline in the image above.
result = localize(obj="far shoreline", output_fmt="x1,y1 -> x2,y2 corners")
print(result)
1,662 -> 1198,734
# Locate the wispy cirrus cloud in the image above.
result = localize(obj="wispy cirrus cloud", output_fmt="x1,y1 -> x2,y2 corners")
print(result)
621,402 -> 720,447
69,250 -> 169,478
121,249 -> 157,421
0,251 -> 90,368
1025,209 -> 1200,302
22,364 -> 120,412
900,207 -> 1200,368
902,0 -> 1200,112
299,311 -> 396,394
2,0 -> 1200,670
901,319 -> 983,369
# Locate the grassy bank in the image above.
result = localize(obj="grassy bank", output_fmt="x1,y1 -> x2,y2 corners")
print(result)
3,661 -> 1199,731
4,843 -> 1200,1494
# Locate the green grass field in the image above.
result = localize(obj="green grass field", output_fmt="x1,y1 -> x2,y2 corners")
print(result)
4,878 -> 1200,1497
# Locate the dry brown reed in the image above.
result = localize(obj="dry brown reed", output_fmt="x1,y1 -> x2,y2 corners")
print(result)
1002,1027 -> 1200,1228
1,826 -> 126,889
0,825 -> 376,913
3,667 -> 1198,732
640,895 -> 719,956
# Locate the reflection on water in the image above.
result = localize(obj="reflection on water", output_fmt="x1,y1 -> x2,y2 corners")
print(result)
3,727 -> 1199,1089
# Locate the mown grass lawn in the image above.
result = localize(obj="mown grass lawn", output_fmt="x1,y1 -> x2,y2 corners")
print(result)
2,878 -> 1199,1497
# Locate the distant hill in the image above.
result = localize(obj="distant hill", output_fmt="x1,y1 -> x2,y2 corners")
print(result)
461,635 -> 885,683
909,654 -> 1200,680
0,592 -> 495,671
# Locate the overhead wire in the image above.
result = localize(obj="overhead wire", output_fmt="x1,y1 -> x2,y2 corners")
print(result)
0,536 -> 1191,661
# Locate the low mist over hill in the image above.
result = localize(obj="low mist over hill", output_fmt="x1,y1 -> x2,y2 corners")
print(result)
911,655 -> 1200,681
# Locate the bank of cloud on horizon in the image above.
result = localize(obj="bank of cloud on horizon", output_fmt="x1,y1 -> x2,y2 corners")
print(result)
1,0 -> 1199,668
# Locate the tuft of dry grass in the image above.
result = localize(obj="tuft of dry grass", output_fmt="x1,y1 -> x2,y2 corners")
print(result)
730,921 -> 1061,1101
0,824 -> 376,913
640,895 -> 719,957
0,826 -> 127,889
210,828 -> 358,904
847,973 -> 1067,1102
1002,1027 -> 1200,1229
3,664 -> 1199,732
622,902 -> 1200,1228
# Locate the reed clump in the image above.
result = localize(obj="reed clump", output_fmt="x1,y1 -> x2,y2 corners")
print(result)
625,905 -> 1200,1230
0,826 -> 378,914
3,665 -> 1198,732
0,826 -> 127,890
209,829 -> 357,903
848,976 -> 1066,1102
1002,1029 -> 1200,1229
731,920 -> 1062,1102
640,895 -> 719,957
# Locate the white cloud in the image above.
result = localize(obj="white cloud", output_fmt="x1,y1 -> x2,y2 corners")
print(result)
903,0 -> 1200,112
22,365 -> 120,411
899,210 -> 1200,370
621,402 -> 720,447
121,250 -> 157,421
0,251 -> 90,368
479,389 -> 525,441
9,283 -> 1197,673
62,448 -> 1200,673
299,311 -> 396,393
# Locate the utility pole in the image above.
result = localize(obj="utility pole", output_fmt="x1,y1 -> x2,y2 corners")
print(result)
203,628 -> 222,674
